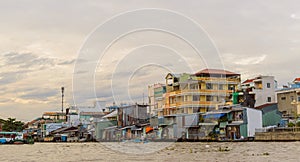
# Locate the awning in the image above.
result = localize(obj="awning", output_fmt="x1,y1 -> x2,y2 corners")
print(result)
227,122 -> 243,126
203,113 -> 226,119
219,122 -> 228,128
131,126 -> 142,131
184,125 -> 199,128
121,126 -> 132,130
199,123 -> 217,126
145,126 -> 153,133
102,110 -> 117,118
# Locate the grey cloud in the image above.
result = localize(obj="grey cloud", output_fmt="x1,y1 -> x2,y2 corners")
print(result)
2,52 -> 56,69
4,52 -> 37,66
0,70 -> 30,85
19,89 -> 58,100
58,59 -> 76,65
0,98 -> 12,103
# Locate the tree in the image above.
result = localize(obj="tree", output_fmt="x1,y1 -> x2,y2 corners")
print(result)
2,118 -> 24,132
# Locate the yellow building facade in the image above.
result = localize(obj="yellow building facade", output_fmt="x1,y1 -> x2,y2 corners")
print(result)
160,69 -> 241,116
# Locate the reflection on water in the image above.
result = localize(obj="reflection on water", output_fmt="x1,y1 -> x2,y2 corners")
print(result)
0,142 -> 299,162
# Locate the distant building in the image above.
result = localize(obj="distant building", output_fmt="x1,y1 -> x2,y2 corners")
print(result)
276,87 -> 300,118
276,78 -> 300,118
117,104 -> 148,128
152,105 -> 262,140
255,103 -> 282,127
291,78 -> 300,88
79,112 -> 106,125
42,112 -> 66,122
148,83 -> 166,116
162,69 -> 241,116
241,75 -> 277,107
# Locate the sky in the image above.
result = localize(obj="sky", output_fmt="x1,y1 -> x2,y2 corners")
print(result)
0,0 -> 300,121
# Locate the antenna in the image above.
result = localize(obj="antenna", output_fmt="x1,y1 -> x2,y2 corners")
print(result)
61,87 -> 64,113
143,92 -> 145,105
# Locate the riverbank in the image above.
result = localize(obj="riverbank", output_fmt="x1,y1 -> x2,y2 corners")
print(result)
0,142 -> 299,161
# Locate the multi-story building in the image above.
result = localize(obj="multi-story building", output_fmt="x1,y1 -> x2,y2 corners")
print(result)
276,78 -> 300,118
161,69 -> 241,116
117,104 -> 148,127
42,112 -> 66,122
241,75 -> 277,107
148,83 -> 166,116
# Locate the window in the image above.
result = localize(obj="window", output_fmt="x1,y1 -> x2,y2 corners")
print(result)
298,96 -> 300,102
206,83 -> 213,90
228,85 -> 235,90
291,96 -> 294,101
281,97 -> 286,100
206,95 -> 213,101
184,96 -> 188,101
267,97 -> 271,102
218,84 -> 224,90
193,95 -> 200,101
267,83 -> 271,88
190,84 -> 198,90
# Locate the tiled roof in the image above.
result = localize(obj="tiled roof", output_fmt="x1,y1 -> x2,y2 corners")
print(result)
255,103 -> 277,110
43,112 -> 66,115
294,78 -> 300,82
195,69 -> 239,76
242,78 -> 255,84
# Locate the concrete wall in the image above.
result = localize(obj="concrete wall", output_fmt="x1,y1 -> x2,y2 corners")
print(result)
255,132 -> 300,141
277,90 -> 298,115
246,108 -> 262,137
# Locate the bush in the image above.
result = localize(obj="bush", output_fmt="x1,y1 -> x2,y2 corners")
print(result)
296,121 -> 300,127
288,122 -> 295,127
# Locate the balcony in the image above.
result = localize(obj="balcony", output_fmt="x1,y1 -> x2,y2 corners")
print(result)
196,77 -> 240,82
169,90 -> 182,96
181,89 -> 233,95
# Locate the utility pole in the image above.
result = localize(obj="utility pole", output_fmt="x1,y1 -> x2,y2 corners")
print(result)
61,87 -> 64,113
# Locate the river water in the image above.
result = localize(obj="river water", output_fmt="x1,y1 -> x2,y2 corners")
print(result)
0,142 -> 299,162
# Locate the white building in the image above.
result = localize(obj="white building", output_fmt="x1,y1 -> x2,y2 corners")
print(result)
245,108 -> 263,137
241,76 -> 277,107
67,105 -> 106,127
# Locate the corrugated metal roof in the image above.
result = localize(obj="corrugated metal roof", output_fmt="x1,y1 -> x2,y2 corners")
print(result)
102,111 -> 117,118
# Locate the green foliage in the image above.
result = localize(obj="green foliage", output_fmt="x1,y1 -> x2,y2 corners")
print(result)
296,121 -> 300,127
199,115 -> 204,123
288,122 -> 295,127
218,115 -> 228,123
1,118 -> 24,132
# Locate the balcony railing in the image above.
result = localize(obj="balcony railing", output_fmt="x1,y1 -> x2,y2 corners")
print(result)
168,89 -> 233,96
196,77 -> 240,82
168,101 -> 219,108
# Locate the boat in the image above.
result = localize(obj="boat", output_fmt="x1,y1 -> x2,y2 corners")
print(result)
0,132 -> 34,144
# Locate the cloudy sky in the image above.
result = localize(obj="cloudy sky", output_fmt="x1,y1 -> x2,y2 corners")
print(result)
0,0 -> 300,121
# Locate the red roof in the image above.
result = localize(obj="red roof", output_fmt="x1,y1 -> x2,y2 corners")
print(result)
255,103 -> 277,110
294,78 -> 300,82
242,78 -> 255,84
195,69 -> 239,76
